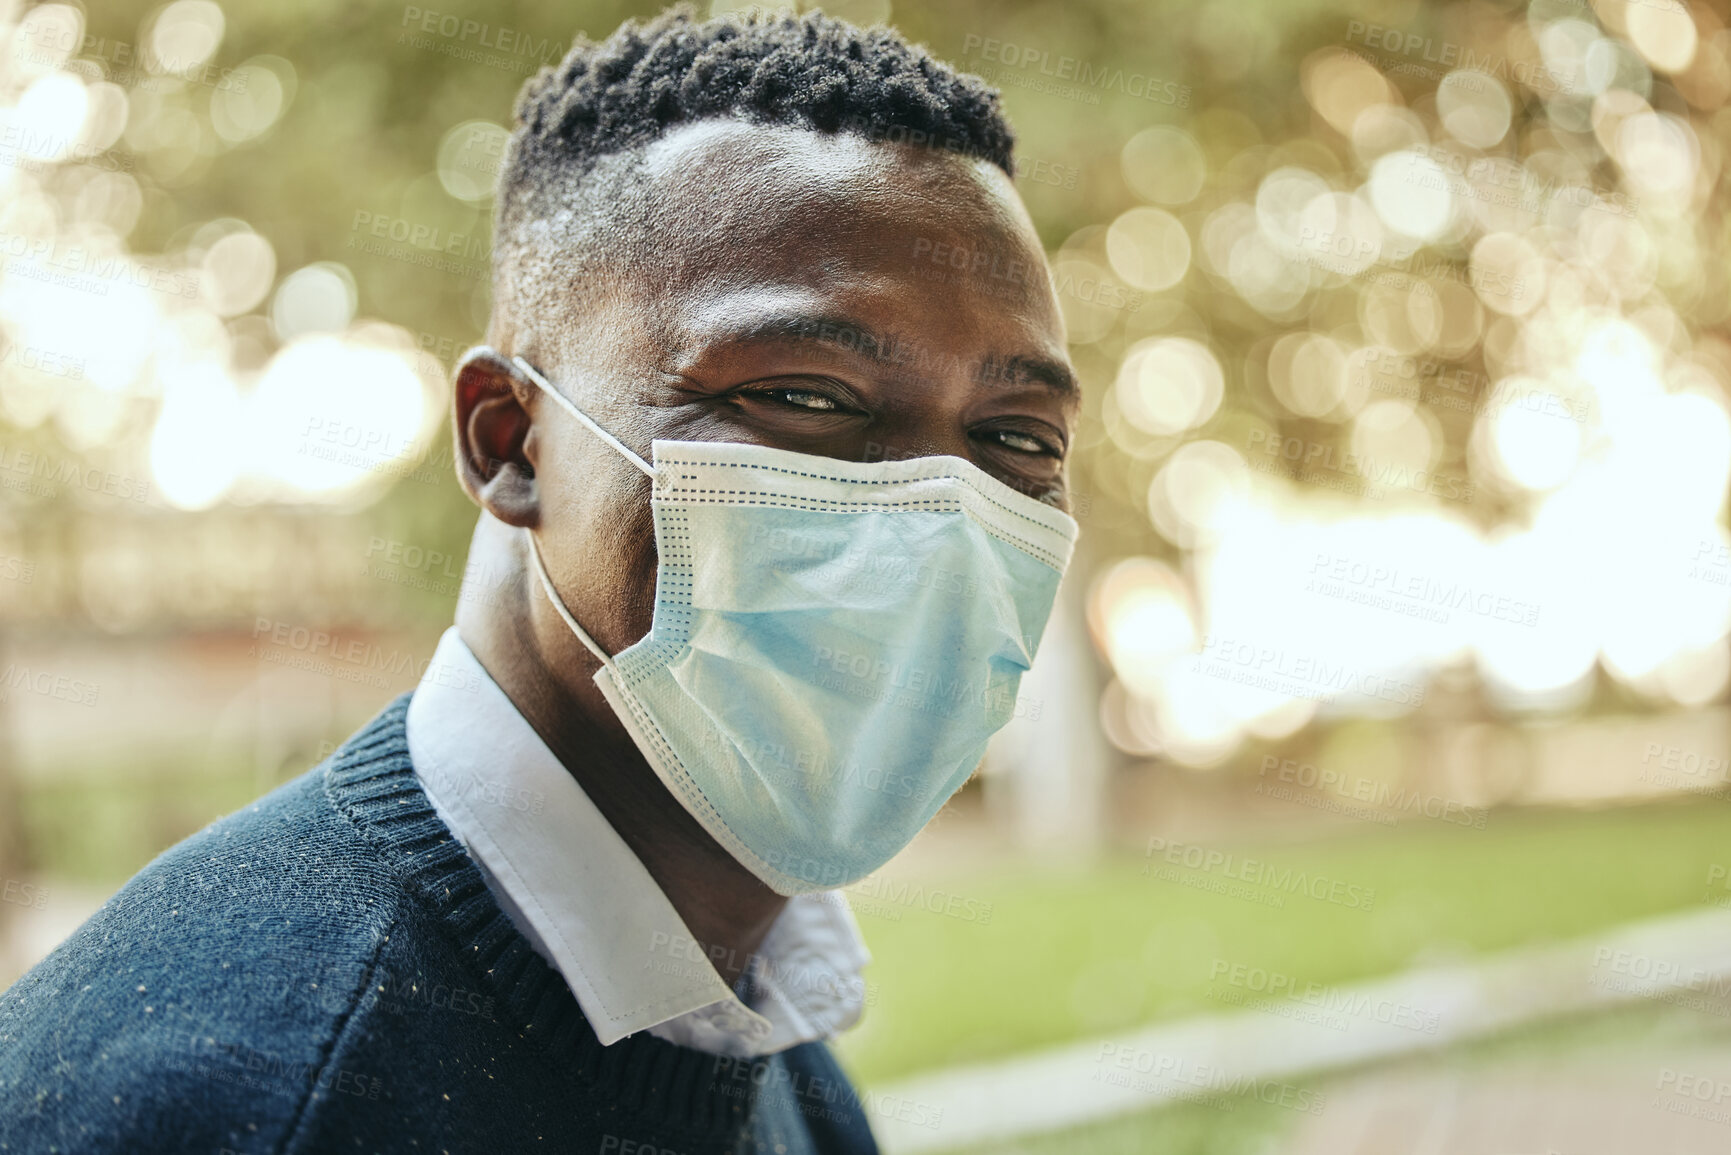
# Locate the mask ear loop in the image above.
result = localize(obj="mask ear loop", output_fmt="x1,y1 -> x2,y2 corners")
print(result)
511,356 -> 655,478
524,528 -> 616,669
508,354 -> 655,666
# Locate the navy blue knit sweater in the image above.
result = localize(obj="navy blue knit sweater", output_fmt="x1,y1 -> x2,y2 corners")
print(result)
0,695 -> 880,1154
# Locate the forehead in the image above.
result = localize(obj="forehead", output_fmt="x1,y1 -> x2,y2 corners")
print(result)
587,119 -> 1065,358
636,118 -> 1032,240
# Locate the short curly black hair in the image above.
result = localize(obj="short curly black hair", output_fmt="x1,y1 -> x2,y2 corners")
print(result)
490,5 -> 1015,336
508,5 -> 1013,176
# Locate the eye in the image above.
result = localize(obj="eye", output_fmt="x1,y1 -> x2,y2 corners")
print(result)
985,428 -> 1060,456
747,386 -> 844,412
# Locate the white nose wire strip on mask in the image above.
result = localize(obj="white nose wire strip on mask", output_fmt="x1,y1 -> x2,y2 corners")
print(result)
511,355 -> 656,479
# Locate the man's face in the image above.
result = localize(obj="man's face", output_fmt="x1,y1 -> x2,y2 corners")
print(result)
510,118 -> 1076,657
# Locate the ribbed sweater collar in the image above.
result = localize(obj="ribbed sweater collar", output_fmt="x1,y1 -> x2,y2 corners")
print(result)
321,695 -> 751,1142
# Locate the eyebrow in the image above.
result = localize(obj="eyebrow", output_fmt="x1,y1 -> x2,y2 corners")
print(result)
977,353 -> 1078,397
714,310 -> 1078,399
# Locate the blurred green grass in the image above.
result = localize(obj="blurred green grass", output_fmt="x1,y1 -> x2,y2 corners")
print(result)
837,799 -> 1731,1085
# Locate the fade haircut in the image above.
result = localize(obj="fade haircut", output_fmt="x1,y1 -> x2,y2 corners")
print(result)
490,4 -> 1016,339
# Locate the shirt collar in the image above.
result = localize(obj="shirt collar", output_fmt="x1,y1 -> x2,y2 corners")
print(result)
405,627 -> 869,1056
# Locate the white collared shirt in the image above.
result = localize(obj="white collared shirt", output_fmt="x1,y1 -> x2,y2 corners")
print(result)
405,627 -> 870,1057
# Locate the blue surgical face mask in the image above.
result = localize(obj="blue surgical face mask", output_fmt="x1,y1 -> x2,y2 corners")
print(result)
513,356 -> 1078,895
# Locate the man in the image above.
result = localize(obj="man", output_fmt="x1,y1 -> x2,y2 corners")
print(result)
0,7 -> 1078,1153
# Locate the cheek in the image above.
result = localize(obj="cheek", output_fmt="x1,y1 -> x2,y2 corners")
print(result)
540,457 -> 659,651
586,496 -> 656,650
620,507 -> 659,639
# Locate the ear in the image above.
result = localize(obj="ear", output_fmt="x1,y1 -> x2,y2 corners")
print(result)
452,346 -> 538,527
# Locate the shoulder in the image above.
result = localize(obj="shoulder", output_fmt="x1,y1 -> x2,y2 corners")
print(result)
0,697 -> 419,1153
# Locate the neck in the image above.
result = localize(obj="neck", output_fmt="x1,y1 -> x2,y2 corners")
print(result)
458,519 -> 788,990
